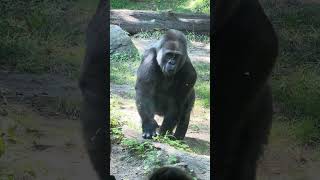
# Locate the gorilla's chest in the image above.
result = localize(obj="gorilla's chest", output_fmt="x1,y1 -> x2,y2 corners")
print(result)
156,77 -> 176,94
153,78 -> 177,112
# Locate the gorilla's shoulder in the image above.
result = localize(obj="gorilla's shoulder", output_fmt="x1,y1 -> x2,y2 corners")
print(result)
137,48 -> 161,82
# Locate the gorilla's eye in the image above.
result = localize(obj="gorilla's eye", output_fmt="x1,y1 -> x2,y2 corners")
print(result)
166,53 -> 180,62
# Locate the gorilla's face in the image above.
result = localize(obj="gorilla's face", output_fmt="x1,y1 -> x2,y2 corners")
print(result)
162,51 -> 183,76
157,40 -> 186,77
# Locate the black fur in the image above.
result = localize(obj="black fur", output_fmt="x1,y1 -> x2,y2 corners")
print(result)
79,1 -> 115,179
213,0 -> 278,180
149,167 -> 193,180
135,29 -> 197,140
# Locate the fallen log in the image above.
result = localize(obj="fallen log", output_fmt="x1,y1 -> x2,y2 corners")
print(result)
110,10 -> 210,35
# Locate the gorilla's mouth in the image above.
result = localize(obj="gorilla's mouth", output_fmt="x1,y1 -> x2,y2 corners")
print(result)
163,65 -> 176,76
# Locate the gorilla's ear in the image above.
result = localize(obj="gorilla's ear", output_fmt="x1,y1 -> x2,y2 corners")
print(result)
216,0 -> 240,30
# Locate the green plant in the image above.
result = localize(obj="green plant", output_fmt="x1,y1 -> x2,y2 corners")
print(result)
153,133 -> 192,152
121,139 -> 156,156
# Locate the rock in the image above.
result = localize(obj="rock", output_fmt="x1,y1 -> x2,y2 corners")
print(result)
110,25 -> 138,55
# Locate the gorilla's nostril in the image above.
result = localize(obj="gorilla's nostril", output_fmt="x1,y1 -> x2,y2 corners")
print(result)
169,60 -> 176,65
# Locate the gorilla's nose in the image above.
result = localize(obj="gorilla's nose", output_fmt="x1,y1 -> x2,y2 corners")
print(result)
169,60 -> 176,65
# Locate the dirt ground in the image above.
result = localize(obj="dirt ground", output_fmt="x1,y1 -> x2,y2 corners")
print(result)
0,72 -> 98,180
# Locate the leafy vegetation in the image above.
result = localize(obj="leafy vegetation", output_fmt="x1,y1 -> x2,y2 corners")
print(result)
110,52 -> 140,85
0,0 -> 98,78
260,1 -> 320,145
111,0 -> 210,14
153,133 -> 193,152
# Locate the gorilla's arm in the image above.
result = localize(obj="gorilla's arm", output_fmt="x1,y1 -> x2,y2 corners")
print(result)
174,59 -> 197,105
135,48 -> 161,139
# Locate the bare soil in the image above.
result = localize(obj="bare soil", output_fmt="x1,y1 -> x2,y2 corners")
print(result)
0,72 -> 98,180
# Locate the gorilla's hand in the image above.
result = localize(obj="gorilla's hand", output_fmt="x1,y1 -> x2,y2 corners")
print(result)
142,119 -> 159,139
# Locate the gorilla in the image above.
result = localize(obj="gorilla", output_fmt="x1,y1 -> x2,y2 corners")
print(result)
79,0 -> 115,179
135,29 -> 197,140
148,166 -> 193,180
213,0 -> 278,180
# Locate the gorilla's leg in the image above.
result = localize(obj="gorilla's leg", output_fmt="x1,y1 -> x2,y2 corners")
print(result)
173,112 -> 190,140
174,91 -> 195,139
159,112 -> 179,136
136,91 -> 159,139
159,99 -> 179,136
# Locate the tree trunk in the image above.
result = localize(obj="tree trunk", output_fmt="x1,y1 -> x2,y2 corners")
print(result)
110,10 -> 210,35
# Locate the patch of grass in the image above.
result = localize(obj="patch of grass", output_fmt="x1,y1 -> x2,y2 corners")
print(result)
292,117 -> 320,146
121,138 -> 160,173
111,0 -> 210,14
183,0 -> 210,15
268,116 -> 296,145
263,3 -> 320,67
7,125 -> 18,144
195,82 -> 210,108
272,69 -> 320,118
133,31 -> 164,39
262,2 -> 320,145
110,96 -> 125,142
153,133 -> 192,152
121,138 -> 180,174
193,62 -> 210,108
0,132 -> 5,157
110,97 -> 122,128
186,32 -> 210,43
24,167 -> 36,178
122,138 -> 155,156
134,31 -> 210,43
0,172 -> 14,180
0,0 -> 96,78
272,70 -> 320,144
110,52 -> 140,85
